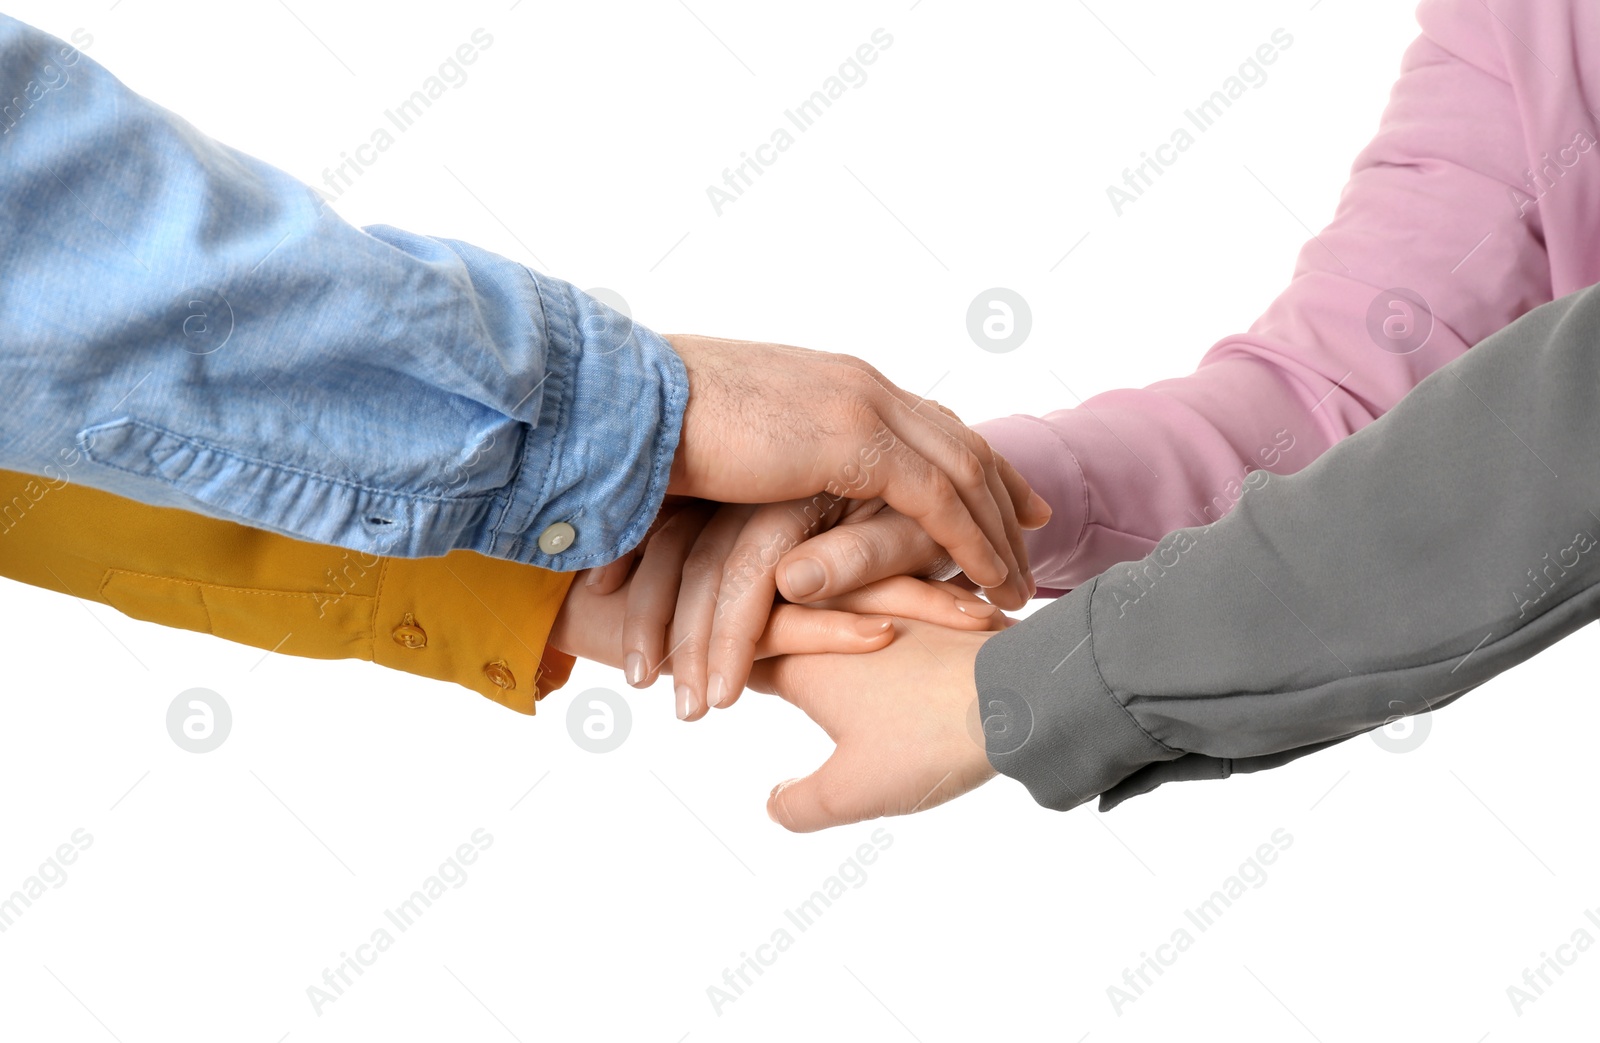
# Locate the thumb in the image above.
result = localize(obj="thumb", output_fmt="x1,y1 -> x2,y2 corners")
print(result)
767,752 -> 873,833
778,511 -> 951,603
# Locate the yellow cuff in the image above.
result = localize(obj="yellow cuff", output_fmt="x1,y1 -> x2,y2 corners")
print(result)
0,470 -> 576,714
369,550 -> 575,714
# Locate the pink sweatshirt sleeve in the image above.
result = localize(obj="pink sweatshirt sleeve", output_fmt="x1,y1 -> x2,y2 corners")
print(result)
982,0 -> 1600,591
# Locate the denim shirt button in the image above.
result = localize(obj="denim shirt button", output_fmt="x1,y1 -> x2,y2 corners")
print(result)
537,521 -> 576,555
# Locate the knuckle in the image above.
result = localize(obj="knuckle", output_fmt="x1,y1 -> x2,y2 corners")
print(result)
949,446 -> 986,487
621,611 -> 663,639
891,447 -> 934,494
669,619 -> 706,657
854,359 -> 888,385
709,594 -> 738,624
841,367 -> 884,407
832,352 -> 878,378
812,784 -> 841,823
829,527 -> 880,581
681,543 -> 725,580
968,432 -> 996,468
927,473 -> 964,514
711,622 -> 756,659
722,541 -> 768,584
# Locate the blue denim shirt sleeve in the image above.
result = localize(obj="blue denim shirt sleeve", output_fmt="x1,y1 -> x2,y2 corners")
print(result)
0,16 -> 686,570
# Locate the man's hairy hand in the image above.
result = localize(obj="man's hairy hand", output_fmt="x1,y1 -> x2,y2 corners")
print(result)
665,334 -> 1049,609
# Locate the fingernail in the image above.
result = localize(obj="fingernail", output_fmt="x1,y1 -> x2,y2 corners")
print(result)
957,600 -> 998,618
1028,490 -> 1052,519
784,559 -> 827,598
768,779 -> 795,823
624,651 -> 647,687
707,672 -> 730,709
988,552 -> 1009,584
676,683 -> 694,720
854,615 -> 893,637
585,568 -> 601,588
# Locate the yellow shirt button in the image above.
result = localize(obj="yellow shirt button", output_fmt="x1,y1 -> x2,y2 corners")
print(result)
391,614 -> 427,650
537,521 -> 576,555
483,660 -> 516,690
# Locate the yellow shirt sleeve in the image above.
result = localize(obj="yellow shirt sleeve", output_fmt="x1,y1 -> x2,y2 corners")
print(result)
0,470 -> 576,714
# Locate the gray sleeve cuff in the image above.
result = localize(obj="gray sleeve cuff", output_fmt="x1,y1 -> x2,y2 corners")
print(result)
975,575 -> 1183,812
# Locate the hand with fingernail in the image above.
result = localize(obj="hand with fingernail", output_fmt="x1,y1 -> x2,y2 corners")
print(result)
774,495 -> 1047,607
552,548 -> 1010,711
749,618 -> 1000,833
580,496 -> 1012,720
662,334 -> 1051,601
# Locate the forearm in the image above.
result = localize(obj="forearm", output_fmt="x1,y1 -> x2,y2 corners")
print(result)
0,15 -> 684,570
978,280 -> 1600,811
981,0 -> 1559,590
548,574 -> 632,668
0,470 -> 577,712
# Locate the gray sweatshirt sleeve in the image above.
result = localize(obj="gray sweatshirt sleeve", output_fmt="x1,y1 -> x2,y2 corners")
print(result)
975,281 -> 1600,812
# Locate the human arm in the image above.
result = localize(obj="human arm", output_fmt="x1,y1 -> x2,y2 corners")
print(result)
0,468 -> 577,712
985,279 -> 1600,811
0,465 -> 1003,716
772,0 -> 1573,600
554,544 -> 1003,722
583,494 -> 1013,718
0,16 -> 1044,587
0,16 -> 683,574
756,279 -> 1600,826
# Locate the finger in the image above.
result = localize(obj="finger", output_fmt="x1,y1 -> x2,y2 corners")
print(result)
622,503 -> 713,692
705,500 -> 842,714
974,441 -> 1034,611
876,409 -> 1011,591
870,380 -> 1017,582
595,495 -> 701,600
873,384 -> 1034,595
768,764 -> 969,833
584,550 -> 637,597
836,495 -> 889,526
668,505 -> 756,719
767,751 -> 880,833
869,404 -> 1014,591
915,399 -> 1036,607
995,450 -> 1052,530
924,403 -> 1048,532
887,395 -> 1048,536
810,576 -> 1005,632
806,369 -> 1004,591
754,604 -> 895,658
776,509 -> 949,603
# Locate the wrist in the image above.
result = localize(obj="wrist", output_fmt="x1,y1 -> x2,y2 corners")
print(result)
661,334 -> 693,496
958,632 -> 1001,782
548,578 -> 626,666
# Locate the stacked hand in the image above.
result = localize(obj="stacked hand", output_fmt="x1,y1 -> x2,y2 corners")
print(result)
661,334 -> 1048,602
582,496 -> 1009,718
552,334 -> 1047,831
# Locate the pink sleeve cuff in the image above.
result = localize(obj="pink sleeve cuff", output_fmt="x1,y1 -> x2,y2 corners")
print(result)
975,413 -> 1088,588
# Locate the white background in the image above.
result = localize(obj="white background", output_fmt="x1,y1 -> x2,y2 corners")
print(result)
3,0 -> 1598,1039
